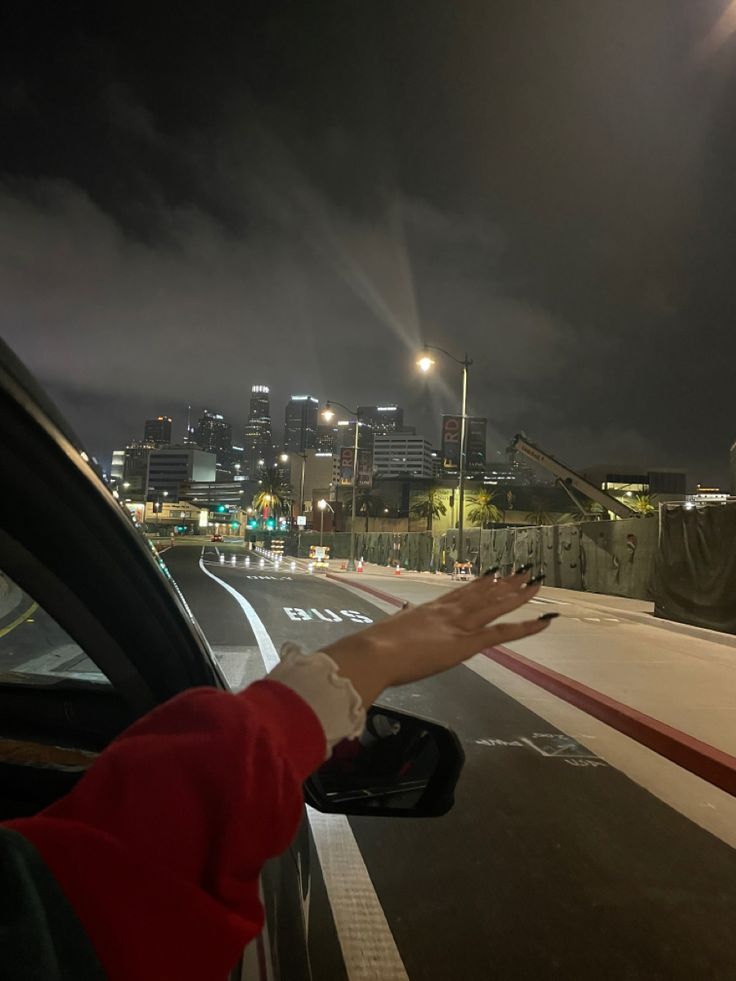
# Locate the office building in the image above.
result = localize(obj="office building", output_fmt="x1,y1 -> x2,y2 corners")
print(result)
143,416 -> 172,447
373,435 -> 434,478
194,411 -> 232,467
281,450 -> 339,512
357,405 -> 408,434
243,384 -> 273,476
582,465 -> 687,502
115,442 -> 154,494
147,446 -> 216,500
111,449 -> 125,485
283,395 -> 319,453
315,423 -> 338,453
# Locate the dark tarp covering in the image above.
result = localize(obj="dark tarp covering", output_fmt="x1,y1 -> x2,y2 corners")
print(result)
654,503 -> 736,634
290,519 -> 657,600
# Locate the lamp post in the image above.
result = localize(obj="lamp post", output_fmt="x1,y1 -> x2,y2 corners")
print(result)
321,400 -> 361,572
418,345 -> 473,564
280,451 -> 307,530
317,497 -> 333,547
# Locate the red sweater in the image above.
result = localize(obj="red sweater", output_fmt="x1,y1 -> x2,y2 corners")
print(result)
6,679 -> 326,981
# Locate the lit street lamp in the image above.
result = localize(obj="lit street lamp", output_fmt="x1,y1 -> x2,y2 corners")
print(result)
418,345 -> 473,564
321,400 -> 361,571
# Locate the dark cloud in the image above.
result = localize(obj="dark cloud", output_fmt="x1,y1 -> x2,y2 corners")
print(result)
1,1 -> 735,483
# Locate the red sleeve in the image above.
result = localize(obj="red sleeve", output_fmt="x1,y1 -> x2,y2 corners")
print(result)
5,679 -> 326,981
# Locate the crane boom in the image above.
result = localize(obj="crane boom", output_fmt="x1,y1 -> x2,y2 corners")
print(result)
510,434 -> 637,519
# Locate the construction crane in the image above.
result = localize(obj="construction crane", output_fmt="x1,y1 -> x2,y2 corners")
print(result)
509,433 -> 638,520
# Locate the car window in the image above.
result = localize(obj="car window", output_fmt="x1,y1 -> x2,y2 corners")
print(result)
0,569 -> 108,687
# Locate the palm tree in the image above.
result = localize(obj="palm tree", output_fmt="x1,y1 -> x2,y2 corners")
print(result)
410,486 -> 448,532
252,467 -> 292,522
525,494 -> 556,526
356,489 -> 385,532
467,488 -> 504,528
631,493 -> 656,515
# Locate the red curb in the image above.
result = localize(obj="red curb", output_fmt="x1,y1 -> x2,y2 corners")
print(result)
483,645 -> 736,797
330,574 -> 736,798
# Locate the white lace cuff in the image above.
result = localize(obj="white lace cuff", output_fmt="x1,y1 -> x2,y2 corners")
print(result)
269,642 -> 366,758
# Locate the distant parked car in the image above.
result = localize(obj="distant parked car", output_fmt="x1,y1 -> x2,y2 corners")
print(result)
211,534 -> 224,542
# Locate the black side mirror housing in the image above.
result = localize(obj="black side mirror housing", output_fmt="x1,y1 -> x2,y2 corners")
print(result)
304,704 -> 464,817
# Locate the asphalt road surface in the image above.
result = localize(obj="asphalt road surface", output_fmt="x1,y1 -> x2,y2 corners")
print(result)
166,544 -> 736,981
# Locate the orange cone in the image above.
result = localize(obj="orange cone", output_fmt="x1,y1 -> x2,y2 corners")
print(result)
394,563 -> 401,576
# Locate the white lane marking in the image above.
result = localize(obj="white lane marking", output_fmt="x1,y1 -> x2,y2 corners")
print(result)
198,556 -> 409,981
199,555 -> 279,669
306,806 -> 410,981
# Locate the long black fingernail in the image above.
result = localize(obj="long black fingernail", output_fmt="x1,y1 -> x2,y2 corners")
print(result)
538,612 -> 559,621
483,566 -> 500,577
515,563 -> 532,575
527,572 -> 545,586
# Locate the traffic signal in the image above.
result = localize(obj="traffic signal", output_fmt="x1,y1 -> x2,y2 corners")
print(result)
216,504 -> 227,513
230,521 -> 240,530
247,518 -> 258,529
266,518 -> 275,530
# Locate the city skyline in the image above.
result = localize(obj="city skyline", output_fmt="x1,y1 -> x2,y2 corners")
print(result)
3,4 -> 736,487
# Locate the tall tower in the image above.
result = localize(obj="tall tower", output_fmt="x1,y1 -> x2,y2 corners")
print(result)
194,410 -> 233,468
243,385 -> 273,476
283,396 -> 319,453
143,416 -> 172,447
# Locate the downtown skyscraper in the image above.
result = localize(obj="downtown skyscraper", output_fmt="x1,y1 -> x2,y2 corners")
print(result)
283,395 -> 319,453
243,384 -> 273,476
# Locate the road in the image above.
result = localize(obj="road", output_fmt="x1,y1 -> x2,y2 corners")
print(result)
166,544 -> 736,980
0,580 -> 104,683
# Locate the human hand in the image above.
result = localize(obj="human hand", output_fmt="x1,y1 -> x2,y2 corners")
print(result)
322,568 -> 556,706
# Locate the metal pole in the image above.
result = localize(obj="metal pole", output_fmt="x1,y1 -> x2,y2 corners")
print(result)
457,357 -> 469,564
296,454 -> 306,558
320,507 -> 325,547
347,419 -> 359,571
299,454 -> 306,516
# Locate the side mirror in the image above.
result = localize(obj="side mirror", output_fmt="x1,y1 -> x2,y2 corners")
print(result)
304,705 -> 464,817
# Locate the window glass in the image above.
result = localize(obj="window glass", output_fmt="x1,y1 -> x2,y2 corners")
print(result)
0,570 -> 108,687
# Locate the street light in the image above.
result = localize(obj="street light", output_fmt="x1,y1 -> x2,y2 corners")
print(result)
321,400 -> 361,571
417,344 -> 473,563
317,497 -> 334,547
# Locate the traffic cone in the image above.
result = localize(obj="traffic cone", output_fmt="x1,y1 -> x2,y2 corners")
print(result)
357,558 -> 364,573
340,562 -> 347,571
394,563 -> 401,576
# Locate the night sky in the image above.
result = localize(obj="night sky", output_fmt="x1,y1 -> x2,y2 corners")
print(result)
2,1 -> 736,484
